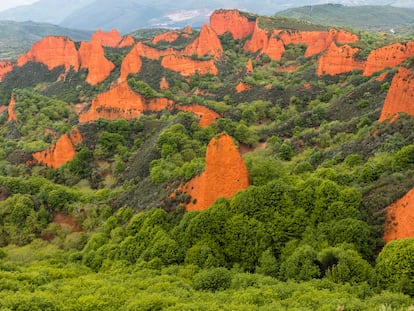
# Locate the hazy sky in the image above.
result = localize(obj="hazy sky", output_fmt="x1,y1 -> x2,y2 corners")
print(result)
0,0 -> 38,12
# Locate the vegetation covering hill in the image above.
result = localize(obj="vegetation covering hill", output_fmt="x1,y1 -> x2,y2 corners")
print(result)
2,0 -> 414,32
0,9 -> 414,310
0,20 -> 92,61
276,4 -> 414,34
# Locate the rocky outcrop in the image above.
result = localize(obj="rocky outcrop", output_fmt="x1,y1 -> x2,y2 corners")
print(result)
119,42 -> 174,82
160,76 -> 169,90
317,43 -> 365,76
364,42 -> 414,76
32,127 -> 83,168
152,27 -> 193,44
118,35 -> 135,48
79,81 -> 173,122
244,23 -> 285,60
210,10 -> 256,40
7,94 -> 17,122
279,28 -> 359,58
0,61 -> 14,82
183,24 -> 223,59
91,29 -> 134,48
379,66 -> 414,122
119,44 -> 143,82
176,104 -> 220,127
246,59 -> 253,73
181,133 -> 249,211
236,82 -> 252,93
384,187 -> 414,242
242,21 -> 358,62
161,55 -> 218,76
152,31 -> 180,44
78,41 -> 115,85
17,36 -> 79,71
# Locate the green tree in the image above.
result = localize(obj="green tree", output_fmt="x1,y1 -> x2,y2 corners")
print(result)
193,267 -> 232,291
279,244 -> 320,281
376,238 -> 414,295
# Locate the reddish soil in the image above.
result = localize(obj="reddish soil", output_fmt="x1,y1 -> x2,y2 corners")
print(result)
384,187 -> 414,242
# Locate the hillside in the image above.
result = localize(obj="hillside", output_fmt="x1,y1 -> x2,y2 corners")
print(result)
0,9 -> 414,309
0,20 -> 92,61
276,4 -> 414,34
1,0 -> 414,32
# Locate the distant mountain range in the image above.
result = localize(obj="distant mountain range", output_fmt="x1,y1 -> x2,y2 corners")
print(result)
0,20 -> 92,60
0,0 -> 413,33
276,4 -> 414,34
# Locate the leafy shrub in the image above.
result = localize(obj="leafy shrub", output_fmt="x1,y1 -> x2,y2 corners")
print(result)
193,267 -> 232,291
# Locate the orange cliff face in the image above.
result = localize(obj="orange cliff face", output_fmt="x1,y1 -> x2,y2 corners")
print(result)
152,31 -> 180,44
91,29 -> 133,48
317,43 -> 364,76
119,42 -> 174,82
278,28 -> 359,58
384,187 -> 414,242
181,133 -> 249,211
183,24 -> 223,59
244,23 -> 285,60
7,94 -> 17,122
176,104 -> 220,127
79,81 -> 173,122
210,10 -> 256,40
364,42 -> 414,76
236,82 -> 252,93
152,27 -> 193,44
17,36 -> 79,71
0,61 -> 14,82
32,127 -> 83,168
160,76 -> 169,90
161,54 -> 218,76
379,66 -> 414,122
78,41 -> 115,85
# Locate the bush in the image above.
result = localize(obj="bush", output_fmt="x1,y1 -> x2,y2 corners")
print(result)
193,267 -> 232,291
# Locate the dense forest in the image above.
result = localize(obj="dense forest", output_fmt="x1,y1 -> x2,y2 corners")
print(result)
0,9 -> 413,310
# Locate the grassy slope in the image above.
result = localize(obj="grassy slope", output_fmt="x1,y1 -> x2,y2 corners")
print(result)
276,4 -> 414,34
0,20 -> 92,61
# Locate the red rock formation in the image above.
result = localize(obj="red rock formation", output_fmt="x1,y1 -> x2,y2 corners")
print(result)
376,73 -> 388,81
152,31 -> 180,44
78,41 -> 115,85
54,212 -> 82,232
7,94 -> 17,122
118,35 -> 135,48
176,104 -> 220,127
161,54 -> 218,76
181,133 -> 249,211
317,43 -> 364,76
183,24 -> 223,58
0,61 -> 14,82
379,66 -> 414,122
244,23 -> 285,60
384,187 -> 414,242
17,36 -> 79,71
364,42 -> 414,76
236,82 -> 252,93
32,127 -> 83,168
119,42 -> 174,82
79,81 -> 173,122
91,29 -> 123,47
119,44 -> 143,82
210,10 -> 256,40
160,76 -> 169,90
0,106 -> 7,114
275,64 -> 297,72
279,28 -> 359,58
246,59 -> 253,73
